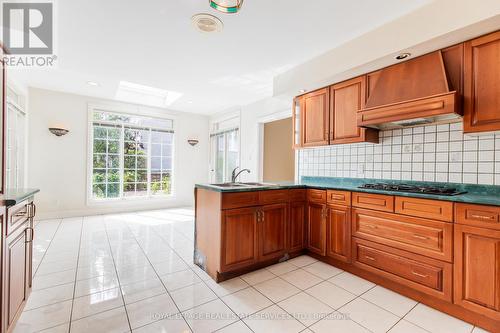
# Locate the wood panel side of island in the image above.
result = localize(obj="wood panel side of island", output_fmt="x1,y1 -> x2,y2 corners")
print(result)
194,188 -> 222,281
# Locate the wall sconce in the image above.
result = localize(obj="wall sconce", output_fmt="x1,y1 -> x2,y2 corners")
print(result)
49,127 -> 69,136
187,139 -> 199,146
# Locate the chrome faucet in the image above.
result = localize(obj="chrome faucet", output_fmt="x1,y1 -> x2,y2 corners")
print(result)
231,167 -> 251,183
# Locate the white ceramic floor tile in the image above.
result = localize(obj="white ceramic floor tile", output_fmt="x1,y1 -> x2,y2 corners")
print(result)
151,257 -> 189,275
216,321 -> 252,333
72,288 -> 124,320
309,312 -> 370,333
303,261 -> 343,279
32,269 -> 76,291
15,300 -> 72,333
132,315 -> 191,333
76,263 -> 116,281
117,265 -> 158,285
25,283 -> 74,310
74,274 -> 119,297
126,294 -> 179,329
160,269 -> 201,291
240,269 -> 276,285
183,299 -> 238,333
305,281 -> 356,309
37,323 -> 70,333
472,327 -> 491,333
121,278 -> 166,304
253,277 -> 300,302
170,282 -> 218,311
222,287 -> 273,318
36,259 -> 77,276
329,272 -> 375,295
70,307 -> 130,333
281,269 -> 323,290
389,319 -> 429,333
339,298 -> 400,333
266,262 -> 298,276
287,255 -> 317,267
243,305 -> 306,333
361,286 -> 417,317
405,304 -> 474,333
204,277 -> 249,297
278,292 -> 333,326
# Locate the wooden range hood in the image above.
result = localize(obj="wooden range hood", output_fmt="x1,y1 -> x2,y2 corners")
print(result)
358,51 -> 462,129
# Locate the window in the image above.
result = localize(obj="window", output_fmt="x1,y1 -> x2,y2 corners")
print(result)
90,110 -> 174,200
210,128 -> 239,183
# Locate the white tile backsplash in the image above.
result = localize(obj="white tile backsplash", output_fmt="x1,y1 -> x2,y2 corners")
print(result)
298,123 -> 500,185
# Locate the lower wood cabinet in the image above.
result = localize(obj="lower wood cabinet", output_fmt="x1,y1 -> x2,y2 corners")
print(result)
289,201 -> 306,252
221,203 -> 287,273
221,207 -> 258,272
3,199 -> 35,333
307,202 -> 327,256
259,203 -> 287,262
454,224 -> 500,321
326,204 -> 351,263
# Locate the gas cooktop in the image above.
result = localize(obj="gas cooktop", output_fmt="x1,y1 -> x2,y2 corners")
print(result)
358,183 -> 466,196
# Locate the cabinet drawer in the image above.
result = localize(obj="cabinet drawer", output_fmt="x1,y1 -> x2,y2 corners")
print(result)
327,190 -> 351,206
308,189 -> 327,203
455,203 -> 500,230
352,192 -> 394,212
7,201 -> 31,236
352,208 -> 453,262
353,238 -> 452,301
395,197 -> 453,222
259,190 -> 289,205
221,192 -> 259,210
289,189 -> 306,202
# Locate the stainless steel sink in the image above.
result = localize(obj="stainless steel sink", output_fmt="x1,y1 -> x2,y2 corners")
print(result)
210,182 -> 278,188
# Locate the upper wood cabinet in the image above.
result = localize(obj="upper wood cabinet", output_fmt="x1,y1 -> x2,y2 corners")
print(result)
330,76 -> 378,144
301,88 -> 330,147
463,31 -> 500,133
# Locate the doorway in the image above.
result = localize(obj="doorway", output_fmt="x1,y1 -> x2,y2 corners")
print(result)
263,117 -> 295,182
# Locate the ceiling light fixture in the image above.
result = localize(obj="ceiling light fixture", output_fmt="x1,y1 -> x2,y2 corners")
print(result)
298,89 -> 307,94
209,0 -> 244,14
191,13 -> 223,33
87,81 -> 100,86
395,52 -> 411,60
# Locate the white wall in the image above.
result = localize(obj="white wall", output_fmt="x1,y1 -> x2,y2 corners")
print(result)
28,88 -> 209,219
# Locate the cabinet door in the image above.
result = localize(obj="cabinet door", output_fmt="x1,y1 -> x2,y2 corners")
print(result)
289,201 -> 306,252
464,31 -> 500,133
307,202 -> 327,256
327,204 -> 351,263
292,97 -> 302,149
5,223 -> 29,328
330,76 -> 373,144
259,203 -> 287,261
221,207 -> 258,272
302,88 -> 329,147
454,224 -> 500,321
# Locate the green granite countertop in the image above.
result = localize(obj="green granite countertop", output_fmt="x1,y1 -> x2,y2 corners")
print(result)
195,177 -> 500,207
0,188 -> 40,207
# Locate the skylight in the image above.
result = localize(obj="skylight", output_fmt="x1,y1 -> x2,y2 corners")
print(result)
115,81 -> 182,108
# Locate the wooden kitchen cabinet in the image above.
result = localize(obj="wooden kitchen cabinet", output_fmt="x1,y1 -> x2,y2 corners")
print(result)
301,88 -> 329,147
463,31 -> 500,133
454,224 -> 500,321
289,200 -> 306,252
259,203 -> 287,261
221,207 -> 258,272
326,204 -> 351,263
307,201 -> 327,256
330,76 -> 378,144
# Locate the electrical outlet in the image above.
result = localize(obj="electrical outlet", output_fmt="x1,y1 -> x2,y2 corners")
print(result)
403,144 -> 412,153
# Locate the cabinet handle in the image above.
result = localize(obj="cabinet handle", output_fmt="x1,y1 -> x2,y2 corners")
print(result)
261,211 -> 265,223
365,224 -> 378,229
412,234 -> 429,240
255,211 -> 260,222
470,214 -> 493,220
364,255 -> 376,261
411,271 -> 428,278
